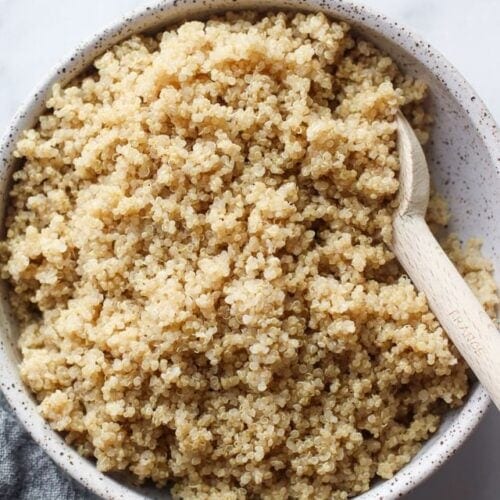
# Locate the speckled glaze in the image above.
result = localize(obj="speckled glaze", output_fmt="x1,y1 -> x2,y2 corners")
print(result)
0,1 -> 498,499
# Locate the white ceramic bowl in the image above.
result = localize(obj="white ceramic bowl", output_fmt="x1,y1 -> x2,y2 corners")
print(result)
0,1 -> 498,499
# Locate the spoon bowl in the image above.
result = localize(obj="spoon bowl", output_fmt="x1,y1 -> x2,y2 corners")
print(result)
393,111 -> 500,410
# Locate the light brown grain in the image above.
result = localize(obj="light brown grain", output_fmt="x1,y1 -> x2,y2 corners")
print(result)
1,11 -> 497,500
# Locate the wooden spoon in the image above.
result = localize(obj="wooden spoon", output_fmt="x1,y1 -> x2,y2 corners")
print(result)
392,111 -> 500,410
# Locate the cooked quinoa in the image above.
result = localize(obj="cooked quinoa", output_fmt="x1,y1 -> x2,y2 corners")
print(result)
1,11 -> 498,500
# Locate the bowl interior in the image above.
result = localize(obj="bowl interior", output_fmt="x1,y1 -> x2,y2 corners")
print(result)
0,1 -> 497,499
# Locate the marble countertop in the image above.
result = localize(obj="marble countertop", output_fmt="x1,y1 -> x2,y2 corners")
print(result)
0,1 -> 498,499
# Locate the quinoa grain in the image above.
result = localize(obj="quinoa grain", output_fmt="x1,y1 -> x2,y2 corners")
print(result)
1,11 -> 497,499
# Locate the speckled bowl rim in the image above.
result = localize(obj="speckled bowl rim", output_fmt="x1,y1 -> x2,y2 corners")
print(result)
0,1 -> 497,499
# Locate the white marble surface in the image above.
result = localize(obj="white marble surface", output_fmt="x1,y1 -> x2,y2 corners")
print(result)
0,0 -> 499,498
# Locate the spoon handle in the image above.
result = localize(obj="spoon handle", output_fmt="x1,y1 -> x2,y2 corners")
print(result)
393,213 -> 500,410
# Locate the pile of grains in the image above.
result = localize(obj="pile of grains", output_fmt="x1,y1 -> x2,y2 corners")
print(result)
1,11 -> 498,499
